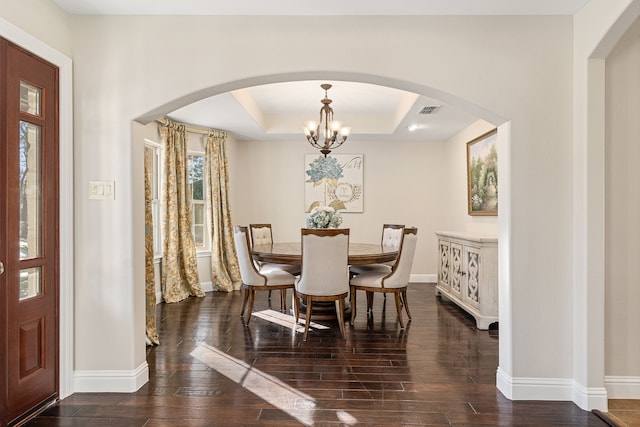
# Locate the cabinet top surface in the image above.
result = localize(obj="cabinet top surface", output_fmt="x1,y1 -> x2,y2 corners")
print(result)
435,231 -> 498,243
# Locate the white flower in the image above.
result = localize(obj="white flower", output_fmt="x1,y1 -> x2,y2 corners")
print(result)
306,206 -> 343,229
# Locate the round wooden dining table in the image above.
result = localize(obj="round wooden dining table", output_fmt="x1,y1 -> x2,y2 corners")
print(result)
251,242 -> 398,266
252,242 -> 398,320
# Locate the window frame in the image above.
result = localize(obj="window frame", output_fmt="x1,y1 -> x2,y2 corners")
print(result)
144,140 -> 163,259
187,151 -> 209,253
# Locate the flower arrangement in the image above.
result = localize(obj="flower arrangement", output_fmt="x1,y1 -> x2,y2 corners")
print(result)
305,205 -> 343,229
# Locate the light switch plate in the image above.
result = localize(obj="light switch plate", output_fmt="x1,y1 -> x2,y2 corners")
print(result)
89,180 -> 115,200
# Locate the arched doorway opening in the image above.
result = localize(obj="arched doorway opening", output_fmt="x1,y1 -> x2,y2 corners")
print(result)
135,71 -> 512,392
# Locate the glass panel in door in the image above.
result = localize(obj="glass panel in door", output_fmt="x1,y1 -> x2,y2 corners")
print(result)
19,81 -> 42,116
19,120 -> 42,260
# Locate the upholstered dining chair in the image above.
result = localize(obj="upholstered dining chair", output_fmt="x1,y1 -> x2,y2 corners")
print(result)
248,223 -> 274,247
349,227 -> 418,328
294,228 -> 350,341
249,223 -> 301,308
234,226 -> 296,326
249,224 -> 301,274
350,224 -> 404,276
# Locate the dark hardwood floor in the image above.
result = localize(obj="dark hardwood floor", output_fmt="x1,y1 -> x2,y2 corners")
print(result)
27,283 -> 611,426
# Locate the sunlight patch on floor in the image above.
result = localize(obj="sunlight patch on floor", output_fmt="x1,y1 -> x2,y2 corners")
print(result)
190,343 -> 355,426
252,309 -> 330,333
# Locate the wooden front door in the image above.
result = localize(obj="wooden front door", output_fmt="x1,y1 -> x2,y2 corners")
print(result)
0,38 -> 59,426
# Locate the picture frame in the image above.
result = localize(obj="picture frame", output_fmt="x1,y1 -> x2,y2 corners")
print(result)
467,129 -> 498,216
304,153 -> 364,213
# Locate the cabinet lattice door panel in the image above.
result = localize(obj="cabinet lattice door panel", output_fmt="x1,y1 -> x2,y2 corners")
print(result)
450,242 -> 463,297
438,239 -> 450,289
464,246 -> 480,308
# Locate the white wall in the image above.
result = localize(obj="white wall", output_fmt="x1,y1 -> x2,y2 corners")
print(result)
0,0 -> 71,57
4,1 -> 638,408
605,16 -> 640,393
68,14 -> 575,391
572,0 -> 639,408
230,137 -> 449,279
443,120 -> 498,235
145,118 -> 494,294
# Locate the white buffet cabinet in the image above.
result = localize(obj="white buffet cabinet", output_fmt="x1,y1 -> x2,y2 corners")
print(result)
435,231 -> 498,330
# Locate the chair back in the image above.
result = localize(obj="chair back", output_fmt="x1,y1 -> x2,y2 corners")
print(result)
234,226 -> 266,286
249,224 -> 273,246
297,228 -> 350,296
381,224 -> 404,250
383,227 -> 418,289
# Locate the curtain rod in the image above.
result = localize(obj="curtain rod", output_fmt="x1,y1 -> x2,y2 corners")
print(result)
156,117 -> 227,137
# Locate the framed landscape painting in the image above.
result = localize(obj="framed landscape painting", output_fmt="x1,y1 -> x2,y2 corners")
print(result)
467,129 -> 498,216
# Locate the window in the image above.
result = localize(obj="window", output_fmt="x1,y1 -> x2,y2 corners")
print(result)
188,153 -> 208,251
144,142 -> 162,257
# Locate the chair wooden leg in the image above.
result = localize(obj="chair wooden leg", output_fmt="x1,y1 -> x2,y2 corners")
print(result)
303,296 -> 312,341
350,287 -> 357,326
401,289 -> 411,320
240,285 -> 249,316
336,298 -> 346,338
293,291 -> 300,324
366,291 -> 374,312
245,289 -> 256,326
280,289 -> 287,311
394,291 -> 404,329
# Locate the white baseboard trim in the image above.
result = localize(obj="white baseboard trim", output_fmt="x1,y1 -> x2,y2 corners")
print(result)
572,380 -> 609,411
155,281 -> 215,305
410,274 -> 436,283
74,362 -> 149,393
497,367 -> 573,401
605,376 -> 640,399
496,367 -> 608,411
201,281 -> 213,292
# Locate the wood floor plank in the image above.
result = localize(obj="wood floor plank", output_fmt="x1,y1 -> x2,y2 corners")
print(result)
26,284 -> 613,426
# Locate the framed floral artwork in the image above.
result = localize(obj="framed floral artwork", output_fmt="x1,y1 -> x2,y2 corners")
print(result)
467,129 -> 498,216
304,153 -> 363,213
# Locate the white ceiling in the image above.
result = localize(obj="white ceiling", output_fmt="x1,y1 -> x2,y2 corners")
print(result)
168,81 -> 480,142
52,0 -> 590,142
52,0 -> 590,16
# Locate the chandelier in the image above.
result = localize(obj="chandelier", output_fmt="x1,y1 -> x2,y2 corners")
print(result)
303,83 -> 351,157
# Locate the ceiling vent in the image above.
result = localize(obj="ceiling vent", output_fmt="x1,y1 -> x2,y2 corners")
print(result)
417,105 -> 441,115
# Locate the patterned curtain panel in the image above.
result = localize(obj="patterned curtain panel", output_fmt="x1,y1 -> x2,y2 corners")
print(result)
144,148 -> 160,345
205,131 -> 241,292
160,120 -> 205,303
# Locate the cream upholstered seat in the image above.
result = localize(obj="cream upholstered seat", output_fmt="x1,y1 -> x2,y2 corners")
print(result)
349,227 -> 418,328
249,223 -> 301,308
350,224 -> 404,276
234,226 -> 295,325
294,228 -> 350,341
